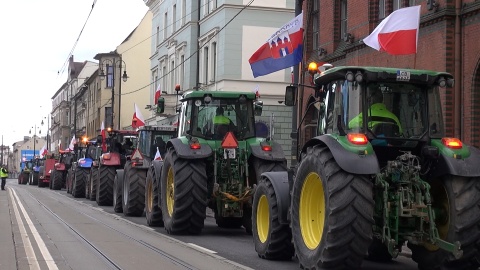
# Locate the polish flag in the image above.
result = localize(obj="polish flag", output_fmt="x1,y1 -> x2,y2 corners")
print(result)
39,144 -> 48,158
101,121 -> 107,152
132,103 -> 145,129
154,147 -> 162,161
363,6 -> 421,55
154,84 -> 161,103
252,84 -> 260,98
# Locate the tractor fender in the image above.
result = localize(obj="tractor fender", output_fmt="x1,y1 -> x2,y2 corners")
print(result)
152,160 -> 163,190
431,145 -> 480,178
302,135 -> 380,175
167,138 -> 213,159
260,171 -> 290,225
101,152 -> 121,166
250,141 -> 286,161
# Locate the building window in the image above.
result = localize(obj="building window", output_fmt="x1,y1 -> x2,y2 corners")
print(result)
392,0 -> 402,11
204,46 -> 209,84
106,65 -> 113,88
156,26 -> 160,47
182,0 -> 186,25
170,59 -> 175,94
379,0 -> 386,19
340,0 -> 347,41
179,55 -> 185,88
162,65 -> 167,93
211,42 -> 216,83
173,5 -> 177,32
312,8 -> 319,51
163,12 -> 168,39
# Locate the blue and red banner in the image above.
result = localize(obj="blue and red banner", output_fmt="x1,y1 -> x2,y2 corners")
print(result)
249,12 -> 304,78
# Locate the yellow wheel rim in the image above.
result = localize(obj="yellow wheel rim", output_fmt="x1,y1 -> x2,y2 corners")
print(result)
166,166 -> 175,216
256,194 -> 270,243
146,177 -> 153,212
425,182 -> 449,251
300,172 -> 325,250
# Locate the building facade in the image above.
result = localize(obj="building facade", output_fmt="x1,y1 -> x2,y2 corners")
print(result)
144,0 -> 298,165
300,0 -> 480,148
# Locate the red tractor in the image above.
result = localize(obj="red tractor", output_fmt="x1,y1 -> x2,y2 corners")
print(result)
50,150 -> 74,190
38,156 -> 56,188
95,129 -> 138,206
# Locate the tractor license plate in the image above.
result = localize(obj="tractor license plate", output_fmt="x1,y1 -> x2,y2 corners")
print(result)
224,149 -> 236,159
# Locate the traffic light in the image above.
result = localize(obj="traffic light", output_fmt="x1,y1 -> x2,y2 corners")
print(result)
156,97 -> 165,115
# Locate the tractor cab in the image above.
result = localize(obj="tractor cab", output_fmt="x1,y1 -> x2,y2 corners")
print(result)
179,91 -> 262,141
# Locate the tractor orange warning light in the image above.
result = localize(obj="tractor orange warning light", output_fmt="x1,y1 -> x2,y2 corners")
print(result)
221,132 -> 238,149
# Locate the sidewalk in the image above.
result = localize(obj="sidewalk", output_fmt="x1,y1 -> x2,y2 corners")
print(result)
0,180 -> 18,270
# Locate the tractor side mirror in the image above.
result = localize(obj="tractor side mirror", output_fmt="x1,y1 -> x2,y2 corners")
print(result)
254,100 -> 263,116
156,97 -> 165,115
285,86 -> 297,106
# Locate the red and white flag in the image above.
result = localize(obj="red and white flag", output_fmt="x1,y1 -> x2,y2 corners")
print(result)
132,103 -> 145,129
154,147 -> 162,161
101,121 -> 107,152
363,5 -> 421,55
68,135 -> 76,151
154,84 -> 161,102
39,144 -> 48,158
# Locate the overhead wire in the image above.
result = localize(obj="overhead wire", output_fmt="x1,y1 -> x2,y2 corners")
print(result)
118,0 -> 256,97
57,0 -> 98,77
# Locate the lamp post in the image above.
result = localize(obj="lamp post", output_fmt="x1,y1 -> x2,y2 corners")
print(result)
29,120 -> 44,161
99,58 -> 128,130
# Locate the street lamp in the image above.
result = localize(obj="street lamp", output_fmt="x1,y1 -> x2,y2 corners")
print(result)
29,120 -> 44,161
98,59 -> 128,130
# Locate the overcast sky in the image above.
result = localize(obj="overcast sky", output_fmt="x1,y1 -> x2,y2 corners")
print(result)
0,0 -> 148,147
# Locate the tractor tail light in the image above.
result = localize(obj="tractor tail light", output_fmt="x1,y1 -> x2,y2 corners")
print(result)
442,137 -> 462,149
347,133 -> 368,145
190,142 -> 201,150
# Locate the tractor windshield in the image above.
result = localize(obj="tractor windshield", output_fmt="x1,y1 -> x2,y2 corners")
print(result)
186,98 -> 256,140
320,80 -> 445,141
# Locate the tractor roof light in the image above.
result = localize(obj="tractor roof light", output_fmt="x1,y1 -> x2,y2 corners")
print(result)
447,78 -> 454,87
345,71 -> 354,82
355,71 -> 363,83
438,77 -> 447,88
347,133 -> 368,145
441,137 -> 463,149
308,62 -> 319,75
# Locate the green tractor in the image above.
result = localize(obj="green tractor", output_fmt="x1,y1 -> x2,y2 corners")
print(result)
154,90 -> 287,235
115,125 -> 177,217
252,66 -> 480,269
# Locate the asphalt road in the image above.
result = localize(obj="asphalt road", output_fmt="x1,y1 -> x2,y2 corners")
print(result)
1,178 -> 419,270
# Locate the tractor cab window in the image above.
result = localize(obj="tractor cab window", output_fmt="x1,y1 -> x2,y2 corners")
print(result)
189,98 -> 255,140
427,86 -> 445,138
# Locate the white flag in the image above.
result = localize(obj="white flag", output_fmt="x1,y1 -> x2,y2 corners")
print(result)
68,135 -> 76,151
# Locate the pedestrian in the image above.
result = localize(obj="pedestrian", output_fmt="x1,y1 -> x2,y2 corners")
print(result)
0,165 -> 8,190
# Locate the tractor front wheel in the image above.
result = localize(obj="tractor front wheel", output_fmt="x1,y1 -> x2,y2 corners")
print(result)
291,145 -> 374,269
252,178 -> 294,260
161,149 -> 207,235
146,166 -> 163,226
52,170 -> 64,190
409,175 -> 480,270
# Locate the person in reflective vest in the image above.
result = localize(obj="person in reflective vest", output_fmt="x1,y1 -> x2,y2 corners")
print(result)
0,165 -> 8,190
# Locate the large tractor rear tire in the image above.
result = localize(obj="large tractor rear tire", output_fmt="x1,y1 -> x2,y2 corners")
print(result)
52,170 -> 64,190
161,149 -> 207,235
409,175 -> 480,270
122,162 -> 146,217
66,169 -> 73,194
72,168 -> 88,198
292,145 -> 374,269
96,166 -> 115,206
88,168 -> 98,201
146,166 -> 163,226
253,178 -> 294,260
